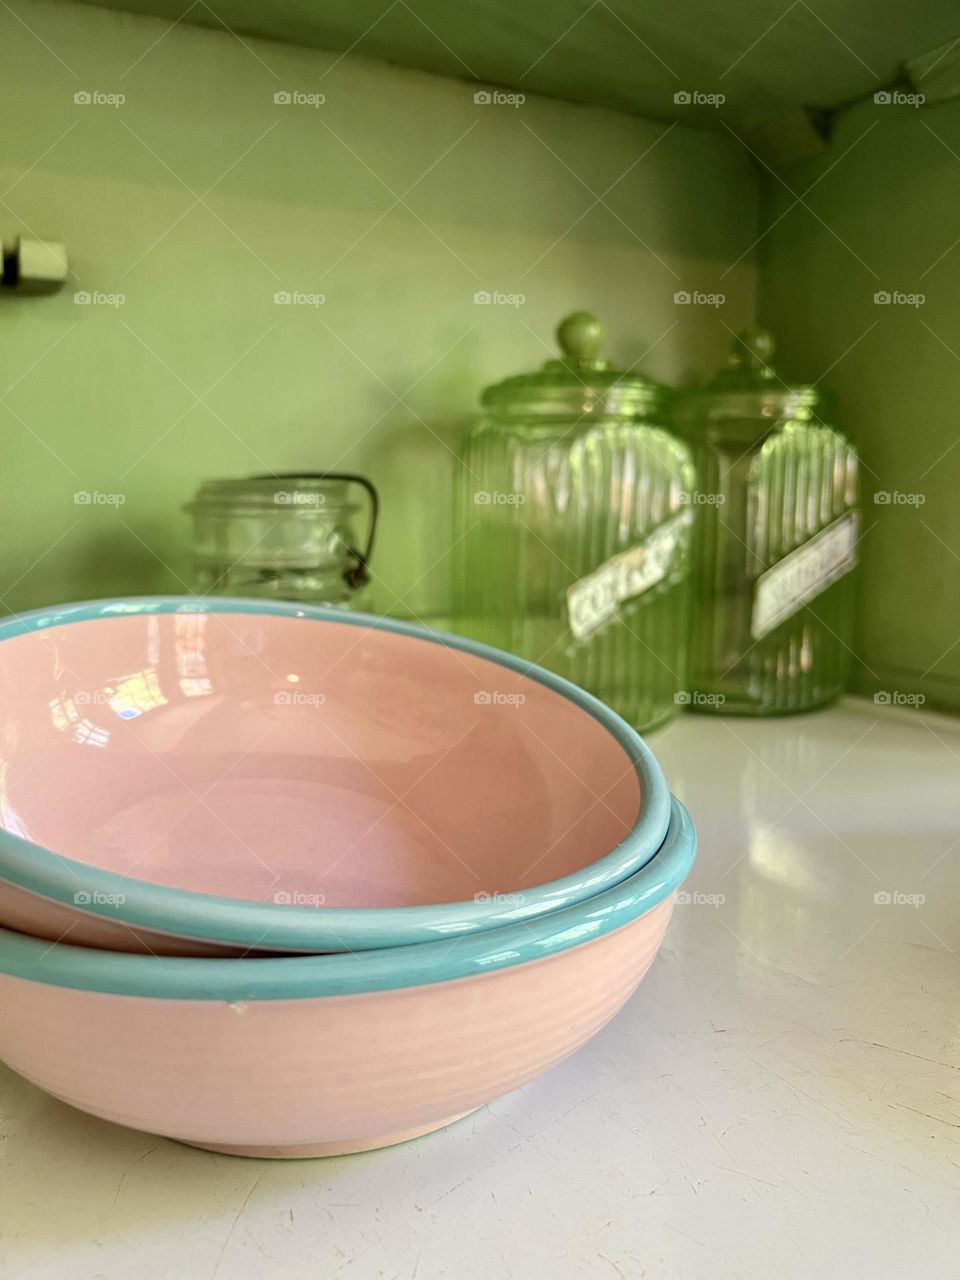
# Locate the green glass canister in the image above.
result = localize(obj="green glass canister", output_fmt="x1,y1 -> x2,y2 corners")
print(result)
452,311 -> 696,733
672,328 -> 859,715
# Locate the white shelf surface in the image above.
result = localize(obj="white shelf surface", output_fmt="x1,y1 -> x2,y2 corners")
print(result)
1,698 -> 958,1279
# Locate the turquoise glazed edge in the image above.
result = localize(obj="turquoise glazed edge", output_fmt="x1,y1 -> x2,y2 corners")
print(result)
0,797 -> 695,1000
0,596 -> 673,952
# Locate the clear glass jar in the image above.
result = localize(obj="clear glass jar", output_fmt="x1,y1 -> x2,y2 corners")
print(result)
672,329 -> 859,715
453,311 -> 695,733
184,472 -> 378,607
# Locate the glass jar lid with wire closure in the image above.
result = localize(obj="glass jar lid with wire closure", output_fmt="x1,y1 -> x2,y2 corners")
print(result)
184,472 -> 378,608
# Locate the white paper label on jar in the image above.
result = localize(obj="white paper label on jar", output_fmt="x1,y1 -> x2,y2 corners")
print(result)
751,510 -> 859,641
566,511 -> 693,641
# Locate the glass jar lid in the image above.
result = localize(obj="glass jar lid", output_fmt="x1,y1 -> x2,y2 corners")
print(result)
687,328 -> 827,421
184,475 -> 359,516
481,311 -> 666,418
184,472 -> 379,588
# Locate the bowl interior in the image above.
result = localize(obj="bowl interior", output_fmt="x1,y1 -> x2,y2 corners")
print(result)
0,611 -> 642,909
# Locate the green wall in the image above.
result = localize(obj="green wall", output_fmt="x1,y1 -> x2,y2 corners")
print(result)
759,97 -> 960,711
0,0 -> 757,622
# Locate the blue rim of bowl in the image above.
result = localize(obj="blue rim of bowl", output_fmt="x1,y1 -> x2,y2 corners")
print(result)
0,797 -> 695,999
0,595 -> 672,953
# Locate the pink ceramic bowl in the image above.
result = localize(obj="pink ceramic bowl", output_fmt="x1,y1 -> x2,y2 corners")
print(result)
0,798 -> 694,1157
0,597 -> 672,955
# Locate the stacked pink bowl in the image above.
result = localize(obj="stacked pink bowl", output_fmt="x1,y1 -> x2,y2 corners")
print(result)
0,597 -> 695,1157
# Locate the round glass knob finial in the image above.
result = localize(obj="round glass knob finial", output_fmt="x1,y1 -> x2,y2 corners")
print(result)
556,311 -> 605,363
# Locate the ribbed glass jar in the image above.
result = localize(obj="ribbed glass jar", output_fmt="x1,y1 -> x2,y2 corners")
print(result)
453,312 -> 695,733
672,329 -> 859,715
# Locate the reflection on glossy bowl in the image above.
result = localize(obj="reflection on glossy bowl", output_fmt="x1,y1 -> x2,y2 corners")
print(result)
0,597 -> 671,954
0,797 -> 695,1157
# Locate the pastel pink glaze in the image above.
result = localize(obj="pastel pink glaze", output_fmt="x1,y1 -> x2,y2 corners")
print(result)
0,612 -> 641,952
0,900 -> 673,1157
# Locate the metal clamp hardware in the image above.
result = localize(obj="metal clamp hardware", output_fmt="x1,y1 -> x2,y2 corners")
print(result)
254,471 -> 379,589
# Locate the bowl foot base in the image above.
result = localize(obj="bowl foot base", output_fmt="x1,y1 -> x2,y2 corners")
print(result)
179,1108 -> 481,1159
